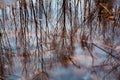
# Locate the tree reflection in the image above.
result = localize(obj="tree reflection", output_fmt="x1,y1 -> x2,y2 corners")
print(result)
0,0 -> 120,80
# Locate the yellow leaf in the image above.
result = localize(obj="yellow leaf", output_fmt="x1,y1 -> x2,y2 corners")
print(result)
108,16 -> 114,20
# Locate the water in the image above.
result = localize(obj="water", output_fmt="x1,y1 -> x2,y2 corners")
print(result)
0,0 -> 120,80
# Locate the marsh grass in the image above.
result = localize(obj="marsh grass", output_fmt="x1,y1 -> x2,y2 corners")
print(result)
0,0 -> 120,80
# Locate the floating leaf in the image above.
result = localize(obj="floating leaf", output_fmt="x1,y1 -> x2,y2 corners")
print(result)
107,15 -> 114,20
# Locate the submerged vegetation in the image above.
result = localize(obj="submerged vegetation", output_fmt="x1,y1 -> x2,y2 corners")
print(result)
0,0 -> 120,80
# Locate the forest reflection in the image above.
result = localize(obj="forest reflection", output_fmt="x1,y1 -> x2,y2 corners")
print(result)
0,0 -> 120,80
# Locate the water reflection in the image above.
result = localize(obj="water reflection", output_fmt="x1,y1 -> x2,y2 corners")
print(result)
0,0 -> 120,80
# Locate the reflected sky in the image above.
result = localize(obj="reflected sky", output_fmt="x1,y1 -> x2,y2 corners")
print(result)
0,0 -> 120,80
